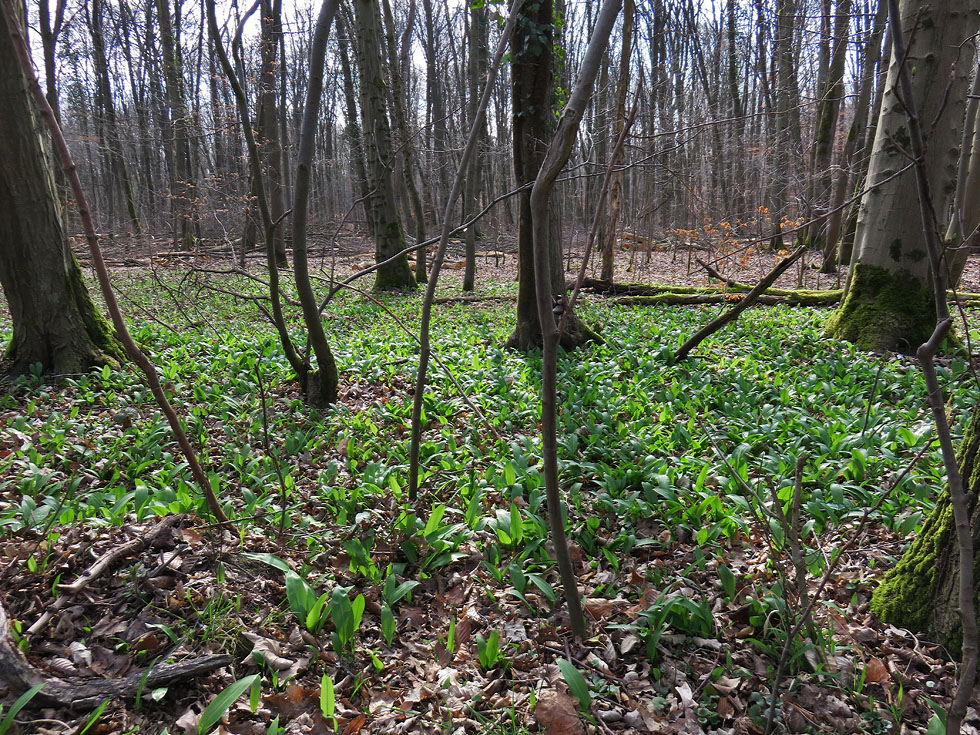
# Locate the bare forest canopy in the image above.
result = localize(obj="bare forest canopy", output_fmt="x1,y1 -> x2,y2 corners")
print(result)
30,0 -> 884,244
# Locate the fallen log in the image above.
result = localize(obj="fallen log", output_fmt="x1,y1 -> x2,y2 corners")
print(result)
615,291 -> 843,307
577,277 -> 843,305
433,295 -> 517,305
0,600 -> 231,709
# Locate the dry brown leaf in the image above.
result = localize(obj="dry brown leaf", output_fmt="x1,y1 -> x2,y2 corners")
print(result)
865,657 -> 889,684
584,597 -> 617,619
341,713 -> 367,735
455,617 -> 472,648
534,689 -> 585,735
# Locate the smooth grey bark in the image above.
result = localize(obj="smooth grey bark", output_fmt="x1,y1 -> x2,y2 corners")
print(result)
944,65 -> 980,287
87,0 -> 141,234
155,0 -> 195,250
257,0 -> 288,268
462,0 -> 488,293
828,0 -> 979,352
803,0 -> 851,250
820,0 -> 887,272
292,0 -> 341,407
380,0 -> 427,282
599,0 -> 633,282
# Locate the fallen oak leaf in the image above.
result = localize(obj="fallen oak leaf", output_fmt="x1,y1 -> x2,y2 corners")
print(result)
534,689 -> 585,735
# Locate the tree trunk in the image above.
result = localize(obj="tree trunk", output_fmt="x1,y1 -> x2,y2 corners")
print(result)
506,0 -> 599,350
462,0 -> 487,293
871,406 -> 980,652
380,0 -> 427,283
599,0 -> 633,282
257,0 -> 288,268
352,0 -> 416,290
768,0 -> 801,250
820,0 -> 886,273
0,4 -> 123,376
804,0 -> 851,251
155,0 -> 195,250
336,11 -> 372,236
944,66 -> 980,288
87,0 -> 141,234
827,0 -> 979,352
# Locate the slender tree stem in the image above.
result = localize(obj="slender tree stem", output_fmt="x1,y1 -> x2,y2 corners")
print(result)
529,0 -> 623,641
408,0 -> 524,500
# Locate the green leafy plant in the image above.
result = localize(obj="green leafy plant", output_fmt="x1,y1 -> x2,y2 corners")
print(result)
476,631 -> 505,670
329,586 -> 366,655
198,674 -> 259,735
319,674 -> 336,731
380,568 -> 419,645
0,683 -> 45,735
556,659 -> 591,712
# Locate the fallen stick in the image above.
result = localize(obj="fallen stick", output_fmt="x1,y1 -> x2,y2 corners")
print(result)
675,242 -> 810,360
27,514 -> 184,637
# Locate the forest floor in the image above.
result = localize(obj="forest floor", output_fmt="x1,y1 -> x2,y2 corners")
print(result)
0,232 -> 979,735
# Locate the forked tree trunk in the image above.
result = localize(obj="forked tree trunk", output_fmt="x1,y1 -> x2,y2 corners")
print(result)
0,2 -> 123,376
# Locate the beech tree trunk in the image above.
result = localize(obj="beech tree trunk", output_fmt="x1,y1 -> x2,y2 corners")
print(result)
257,0 -> 288,269
462,0 -> 487,293
87,0 -> 141,234
155,0 -> 195,251
0,3 -> 123,376
827,0 -> 979,352
599,0 -> 633,282
820,0 -> 886,272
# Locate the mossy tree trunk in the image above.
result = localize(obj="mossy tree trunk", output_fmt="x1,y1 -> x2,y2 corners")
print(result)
828,0 -> 979,352
506,0 -> 599,351
871,407 -> 980,651
0,4 -> 123,376
352,0 -> 416,291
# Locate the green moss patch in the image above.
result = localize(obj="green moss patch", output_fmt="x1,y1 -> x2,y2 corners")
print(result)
825,263 -> 937,353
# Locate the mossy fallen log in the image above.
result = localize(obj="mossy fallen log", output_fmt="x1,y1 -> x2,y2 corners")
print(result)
613,291 -> 843,307
577,277 -> 843,305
